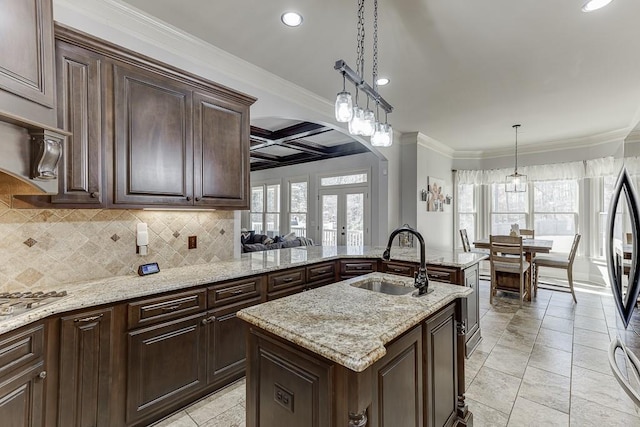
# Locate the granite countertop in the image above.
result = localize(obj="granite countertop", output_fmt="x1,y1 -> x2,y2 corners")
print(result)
237,272 -> 472,372
0,246 -> 485,335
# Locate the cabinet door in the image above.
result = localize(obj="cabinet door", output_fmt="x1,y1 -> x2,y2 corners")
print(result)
0,0 -> 54,110
0,362 -> 46,427
113,64 -> 193,206
126,312 -> 206,423
58,308 -> 113,427
246,328 -> 333,427
371,326 -> 423,427
423,304 -> 457,427
193,91 -> 250,208
206,298 -> 260,387
463,264 -> 481,357
52,40 -> 104,206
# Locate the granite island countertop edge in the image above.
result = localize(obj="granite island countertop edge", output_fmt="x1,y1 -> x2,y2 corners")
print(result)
237,272 -> 473,372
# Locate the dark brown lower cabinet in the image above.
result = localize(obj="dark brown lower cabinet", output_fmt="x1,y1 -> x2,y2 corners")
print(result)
246,330 -> 333,427
126,312 -> 207,424
206,298 -> 260,387
424,303 -> 457,427
245,300 -> 470,427
0,324 -> 46,427
58,307 -> 113,427
370,325 -> 423,427
0,362 -> 46,427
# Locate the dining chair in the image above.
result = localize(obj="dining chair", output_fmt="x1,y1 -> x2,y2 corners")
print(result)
489,235 -> 530,306
533,234 -> 581,303
519,229 -> 535,239
460,229 -> 491,279
460,229 -> 489,254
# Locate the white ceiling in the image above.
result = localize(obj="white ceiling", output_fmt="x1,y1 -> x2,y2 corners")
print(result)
120,0 -> 640,152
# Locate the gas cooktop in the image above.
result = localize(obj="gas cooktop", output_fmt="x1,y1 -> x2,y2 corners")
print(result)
0,290 -> 69,316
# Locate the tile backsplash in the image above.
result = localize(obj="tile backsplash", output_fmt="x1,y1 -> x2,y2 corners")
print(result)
0,196 -> 236,292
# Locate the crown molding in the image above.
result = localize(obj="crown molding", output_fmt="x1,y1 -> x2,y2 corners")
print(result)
400,132 -> 454,158
453,127 -> 630,160
54,0 -> 333,119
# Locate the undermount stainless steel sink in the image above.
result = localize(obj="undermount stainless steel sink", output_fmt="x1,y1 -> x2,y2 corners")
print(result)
350,280 -> 415,295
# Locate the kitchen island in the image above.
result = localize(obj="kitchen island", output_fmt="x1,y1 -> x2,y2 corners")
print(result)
0,246 -> 483,427
238,272 -> 473,427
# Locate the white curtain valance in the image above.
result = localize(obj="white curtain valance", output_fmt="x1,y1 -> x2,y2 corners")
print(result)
624,157 -> 640,176
585,156 -> 620,178
456,160 -> 585,185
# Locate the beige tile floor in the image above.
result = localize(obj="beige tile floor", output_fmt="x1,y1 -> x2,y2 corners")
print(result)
154,279 -> 640,427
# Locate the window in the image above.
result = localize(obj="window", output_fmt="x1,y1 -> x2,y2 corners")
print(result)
320,173 -> 367,186
250,183 -> 280,236
533,180 -> 578,253
597,175 -> 619,257
457,184 -> 477,244
289,180 -> 307,237
490,183 -> 528,235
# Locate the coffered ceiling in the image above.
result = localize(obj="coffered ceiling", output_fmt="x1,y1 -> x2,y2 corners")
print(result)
120,0 -> 640,152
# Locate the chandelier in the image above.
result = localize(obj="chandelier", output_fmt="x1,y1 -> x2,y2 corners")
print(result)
505,124 -> 527,192
334,0 -> 393,147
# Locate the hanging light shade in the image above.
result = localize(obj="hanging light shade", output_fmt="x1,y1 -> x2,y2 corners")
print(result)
335,73 -> 353,122
349,106 -> 365,135
371,113 -> 392,147
361,107 -> 376,136
505,124 -> 527,192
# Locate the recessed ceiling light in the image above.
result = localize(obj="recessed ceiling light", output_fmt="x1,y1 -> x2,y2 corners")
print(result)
582,0 -> 614,12
376,77 -> 390,86
281,12 -> 303,27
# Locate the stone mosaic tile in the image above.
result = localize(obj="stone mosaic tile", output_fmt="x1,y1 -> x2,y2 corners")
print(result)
0,201 -> 235,292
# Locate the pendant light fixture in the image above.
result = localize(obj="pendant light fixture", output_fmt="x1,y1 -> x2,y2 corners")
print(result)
505,124 -> 527,192
334,0 -> 393,146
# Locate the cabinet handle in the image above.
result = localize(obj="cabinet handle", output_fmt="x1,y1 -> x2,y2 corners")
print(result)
283,277 -> 294,282
161,304 -> 182,312
90,192 -> 99,199
201,316 -> 216,325
195,197 -> 200,202
186,196 -> 192,201
38,371 -> 47,380
230,290 -> 244,295
393,268 -> 403,272
316,269 -> 328,274
74,314 -> 103,323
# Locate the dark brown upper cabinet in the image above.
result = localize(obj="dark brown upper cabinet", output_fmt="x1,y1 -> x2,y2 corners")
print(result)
52,25 -> 255,210
113,63 -> 194,207
52,40 -> 105,206
0,0 -> 56,125
193,91 -> 250,208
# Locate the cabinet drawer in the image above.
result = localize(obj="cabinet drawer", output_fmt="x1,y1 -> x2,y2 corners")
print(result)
128,289 -> 206,329
208,276 -> 263,307
0,324 -> 44,379
382,261 -> 415,277
267,268 -> 305,293
339,259 -> 377,277
306,262 -> 336,284
426,266 -> 457,284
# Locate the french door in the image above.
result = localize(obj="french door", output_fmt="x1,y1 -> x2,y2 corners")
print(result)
319,188 -> 369,246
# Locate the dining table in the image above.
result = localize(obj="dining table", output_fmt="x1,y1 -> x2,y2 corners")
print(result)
473,237 -> 554,302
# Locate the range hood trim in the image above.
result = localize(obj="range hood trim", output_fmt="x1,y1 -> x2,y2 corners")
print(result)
0,109 -> 70,194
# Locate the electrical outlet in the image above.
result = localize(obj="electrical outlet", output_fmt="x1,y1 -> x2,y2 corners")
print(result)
188,236 -> 197,249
